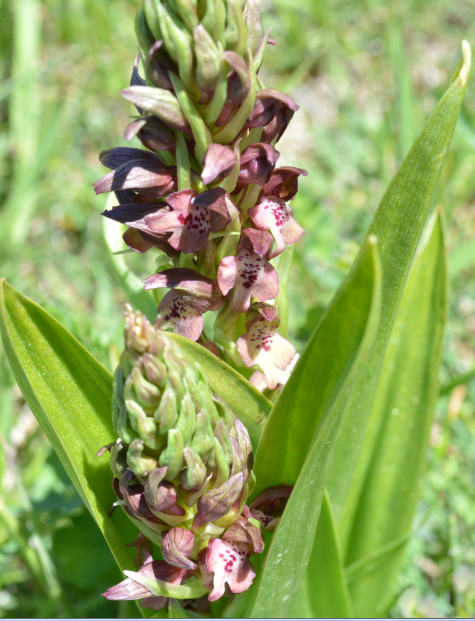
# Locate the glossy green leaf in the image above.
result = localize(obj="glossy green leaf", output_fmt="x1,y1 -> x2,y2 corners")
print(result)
167,333 -> 272,452
345,210 -> 448,617
246,238 -> 381,618
0,281 -> 139,589
327,41 -> 471,550
292,492 -> 352,618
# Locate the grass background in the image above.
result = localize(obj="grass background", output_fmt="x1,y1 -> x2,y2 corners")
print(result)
1,0 -> 475,616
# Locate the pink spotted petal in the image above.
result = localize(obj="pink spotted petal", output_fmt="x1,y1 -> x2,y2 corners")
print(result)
147,189 -> 210,253
217,249 -> 279,314
157,291 -> 223,341
248,197 -> 305,259
237,317 -> 297,389
193,189 -> 237,233
249,371 -> 268,392
204,539 -> 255,602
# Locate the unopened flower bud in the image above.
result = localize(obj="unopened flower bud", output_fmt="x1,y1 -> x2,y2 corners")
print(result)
194,25 -> 222,92
179,447 -> 207,491
159,428 -> 184,480
127,439 -> 159,478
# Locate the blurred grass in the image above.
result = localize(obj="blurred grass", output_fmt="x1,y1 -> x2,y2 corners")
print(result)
1,0 -> 475,617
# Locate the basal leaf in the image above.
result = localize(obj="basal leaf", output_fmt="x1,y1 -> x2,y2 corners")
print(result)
327,41 -> 471,550
167,333 -> 272,452
246,239 -> 381,618
345,210 -> 448,616
0,280 -> 140,599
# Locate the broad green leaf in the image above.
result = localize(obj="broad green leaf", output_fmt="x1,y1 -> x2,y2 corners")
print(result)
292,492 -> 352,618
327,41 -> 471,550
0,281 -> 140,594
245,239 -> 381,618
167,333 -> 272,452
345,210 -> 448,617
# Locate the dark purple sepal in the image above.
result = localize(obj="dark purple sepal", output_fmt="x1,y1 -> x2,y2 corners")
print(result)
234,143 -> 280,193
260,166 -> 308,201
201,144 -> 238,185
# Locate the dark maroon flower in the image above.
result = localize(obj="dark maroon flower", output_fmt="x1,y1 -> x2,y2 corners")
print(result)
215,52 -> 252,128
234,143 -> 280,193
130,54 -> 146,115
156,291 -> 223,341
124,116 -> 176,152
260,166 -> 308,201
93,152 -> 177,198
144,40 -> 176,91
144,268 -> 222,301
107,190 -> 210,254
122,227 -> 175,256
246,88 -> 299,143
201,143 -> 238,185
102,201 -> 179,257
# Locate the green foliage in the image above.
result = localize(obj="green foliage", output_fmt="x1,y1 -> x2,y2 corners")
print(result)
327,42 -> 471,552
346,210 -> 449,616
0,279 -> 138,576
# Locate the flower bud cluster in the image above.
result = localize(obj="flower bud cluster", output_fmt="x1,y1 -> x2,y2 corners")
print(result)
94,0 -> 306,391
100,305 -> 273,610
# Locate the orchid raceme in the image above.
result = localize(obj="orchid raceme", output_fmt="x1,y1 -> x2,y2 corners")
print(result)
94,0 -> 304,392
97,305 -> 282,612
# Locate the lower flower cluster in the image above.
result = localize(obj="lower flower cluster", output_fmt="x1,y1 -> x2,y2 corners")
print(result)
98,306 -> 291,612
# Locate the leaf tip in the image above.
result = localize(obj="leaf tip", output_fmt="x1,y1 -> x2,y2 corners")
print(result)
367,234 -> 377,247
455,40 -> 472,86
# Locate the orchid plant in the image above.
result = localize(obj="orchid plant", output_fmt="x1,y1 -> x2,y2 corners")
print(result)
0,0 -> 471,617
